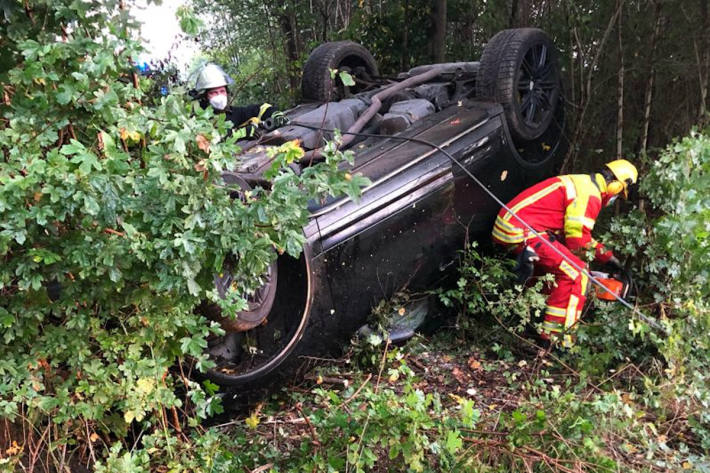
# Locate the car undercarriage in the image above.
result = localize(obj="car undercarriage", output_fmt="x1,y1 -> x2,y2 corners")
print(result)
202,28 -> 567,396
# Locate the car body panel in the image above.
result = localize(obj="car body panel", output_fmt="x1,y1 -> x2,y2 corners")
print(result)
296,101 -> 534,352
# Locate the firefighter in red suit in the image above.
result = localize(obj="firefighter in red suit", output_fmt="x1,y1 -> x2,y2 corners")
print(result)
491,160 -> 638,347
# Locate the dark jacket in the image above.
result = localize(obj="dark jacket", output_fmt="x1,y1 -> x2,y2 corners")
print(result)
226,104 -> 277,128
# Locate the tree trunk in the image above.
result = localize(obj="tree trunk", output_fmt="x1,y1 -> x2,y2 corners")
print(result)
640,1 -> 663,156
430,0 -> 446,63
508,0 -> 519,27
402,0 -> 410,71
277,1 -> 300,98
699,0 -> 709,121
616,0 -> 624,158
509,0 -> 531,27
566,3 -> 576,107
261,3 -> 285,97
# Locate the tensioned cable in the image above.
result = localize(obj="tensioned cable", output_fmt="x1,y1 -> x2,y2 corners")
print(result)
287,121 -> 666,333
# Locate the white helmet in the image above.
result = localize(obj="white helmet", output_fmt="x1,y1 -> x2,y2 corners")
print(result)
193,63 -> 234,94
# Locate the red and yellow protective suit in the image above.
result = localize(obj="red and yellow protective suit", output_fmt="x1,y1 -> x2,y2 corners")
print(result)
491,173 -> 615,346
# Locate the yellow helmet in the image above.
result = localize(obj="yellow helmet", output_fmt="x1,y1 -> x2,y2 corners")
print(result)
605,159 -> 638,198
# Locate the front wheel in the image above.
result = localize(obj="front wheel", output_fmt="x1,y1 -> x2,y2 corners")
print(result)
205,254 -> 311,387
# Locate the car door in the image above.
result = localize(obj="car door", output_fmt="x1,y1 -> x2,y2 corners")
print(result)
307,102 -> 500,341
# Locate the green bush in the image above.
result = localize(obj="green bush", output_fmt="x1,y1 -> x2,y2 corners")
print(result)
606,130 -> 710,452
438,242 -> 552,342
0,1 -> 365,470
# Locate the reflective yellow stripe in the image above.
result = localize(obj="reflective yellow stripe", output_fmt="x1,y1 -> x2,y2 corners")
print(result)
492,226 -> 525,244
559,175 -> 577,200
495,216 -> 521,233
258,102 -> 272,119
565,295 -> 579,328
504,181 -> 563,220
580,271 -> 589,297
543,321 -> 562,332
564,175 -> 600,240
238,104 -> 273,128
559,260 -> 579,280
590,238 -> 606,252
561,335 -> 574,347
545,306 -> 567,317
240,116 -> 260,127
567,215 -> 596,229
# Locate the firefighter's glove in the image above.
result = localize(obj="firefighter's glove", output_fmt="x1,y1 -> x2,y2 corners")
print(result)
260,112 -> 290,131
606,255 -> 623,275
514,246 -> 539,284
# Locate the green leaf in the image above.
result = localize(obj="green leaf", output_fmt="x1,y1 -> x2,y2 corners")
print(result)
0,308 -> 13,328
177,6 -> 203,35
445,430 -> 462,454
339,70 -> 356,87
56,84 -> 74,105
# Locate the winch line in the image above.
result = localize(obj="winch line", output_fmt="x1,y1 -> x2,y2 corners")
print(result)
287,122 -> 667,333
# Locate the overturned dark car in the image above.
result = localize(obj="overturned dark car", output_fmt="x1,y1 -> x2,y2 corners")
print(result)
204,28 -> 566,392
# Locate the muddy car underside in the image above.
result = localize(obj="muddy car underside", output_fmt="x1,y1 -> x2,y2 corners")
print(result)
203,28 -> 567,394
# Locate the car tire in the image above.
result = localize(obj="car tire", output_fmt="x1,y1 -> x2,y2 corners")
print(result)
204,253 -> 311,390
477,28 -> 561,142
302,41 -> 379,102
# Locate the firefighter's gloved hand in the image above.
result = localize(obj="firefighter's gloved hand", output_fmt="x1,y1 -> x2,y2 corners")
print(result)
606,256 -> 623,274
260,112 -> 290,131
514,246 -> 539,284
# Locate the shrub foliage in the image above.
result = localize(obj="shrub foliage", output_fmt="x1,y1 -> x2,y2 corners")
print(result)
0,1 -> 364,469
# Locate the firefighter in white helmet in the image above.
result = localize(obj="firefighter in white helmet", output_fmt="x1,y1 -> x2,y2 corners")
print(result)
192,63 -> 288,138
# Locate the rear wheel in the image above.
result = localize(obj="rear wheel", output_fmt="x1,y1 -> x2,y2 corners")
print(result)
477,28 -> 561,142
302,41 -> 379,102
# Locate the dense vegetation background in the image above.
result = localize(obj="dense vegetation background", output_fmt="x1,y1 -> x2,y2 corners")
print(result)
195,0 -> 710,171
1,0 -> 708,472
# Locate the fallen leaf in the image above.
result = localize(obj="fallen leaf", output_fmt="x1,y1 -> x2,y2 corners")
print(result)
90,432 -> 100,442
451,367 -> 467,384
467,357 -> 482,371
623,443 -> 638,453
5,440 -> 22,456
251,464 -> 275,473
196,134 -> 210,154
397,307 -> 406,316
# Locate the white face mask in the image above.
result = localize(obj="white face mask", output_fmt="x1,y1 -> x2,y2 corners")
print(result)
209,94 -> 228,111
606,195 -> 618,206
